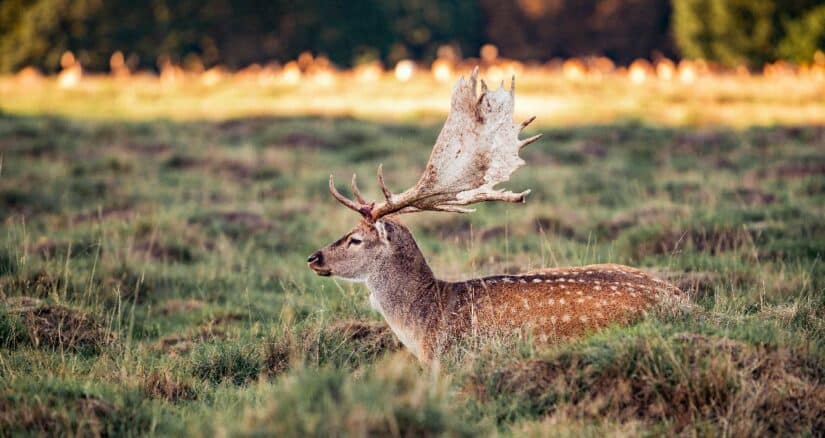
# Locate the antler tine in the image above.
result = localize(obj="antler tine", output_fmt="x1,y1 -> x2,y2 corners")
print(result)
455,188 -> 531,205
350,174 -> 366,204
329,174 -> 370,217
433,205 -> 476,213
376,164 -> 394,203
520,116 -> 536,131
519,133 -> 543,150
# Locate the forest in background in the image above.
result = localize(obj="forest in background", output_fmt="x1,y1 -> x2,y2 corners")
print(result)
1,0 -> 823,73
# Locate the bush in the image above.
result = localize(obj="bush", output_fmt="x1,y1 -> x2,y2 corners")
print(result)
778,5 -> 825,62
672,0 -> 825,67
0,0 -> 482,73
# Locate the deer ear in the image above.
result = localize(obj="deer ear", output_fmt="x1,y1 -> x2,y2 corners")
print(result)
374,220 -> 391,244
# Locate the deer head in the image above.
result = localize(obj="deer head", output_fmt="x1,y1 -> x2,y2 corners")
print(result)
308,67 -> 541,280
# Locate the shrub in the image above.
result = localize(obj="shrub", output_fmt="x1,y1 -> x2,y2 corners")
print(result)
672,0 -> 824,67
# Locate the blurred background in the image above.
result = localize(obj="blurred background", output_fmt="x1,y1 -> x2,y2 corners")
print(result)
2,0 -> 824,124
1,1 -> 824,436
2,0 -> 825,73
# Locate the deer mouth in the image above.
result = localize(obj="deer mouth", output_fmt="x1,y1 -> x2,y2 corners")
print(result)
308,264 -> 332,277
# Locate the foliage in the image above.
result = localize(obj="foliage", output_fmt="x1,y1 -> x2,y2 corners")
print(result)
778,5 -> 825,63
672,0 -> 825,66
481,0 -> 674,63
0,0 -> 482,73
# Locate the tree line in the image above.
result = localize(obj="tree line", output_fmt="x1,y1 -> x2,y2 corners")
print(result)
0,0 -> 822,73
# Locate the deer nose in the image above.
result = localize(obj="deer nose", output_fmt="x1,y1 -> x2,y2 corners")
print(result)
307,251 -> 323,265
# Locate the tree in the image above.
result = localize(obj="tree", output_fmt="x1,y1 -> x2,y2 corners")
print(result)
778,5 -> 825,63
672,0 -> 825,67
0,0 -> 483,73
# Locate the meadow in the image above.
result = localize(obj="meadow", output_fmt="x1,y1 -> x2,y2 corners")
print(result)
1,72 -> 824,436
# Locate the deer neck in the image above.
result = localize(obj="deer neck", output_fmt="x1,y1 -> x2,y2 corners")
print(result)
364,246 -> 443,360
365,250 -> 438,319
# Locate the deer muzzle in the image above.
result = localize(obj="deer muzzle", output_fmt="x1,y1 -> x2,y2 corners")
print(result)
307,251 -> 331,276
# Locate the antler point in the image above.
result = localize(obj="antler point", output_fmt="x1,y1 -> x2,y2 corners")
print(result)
520,115 -> 537,130
520,133 -> 542,149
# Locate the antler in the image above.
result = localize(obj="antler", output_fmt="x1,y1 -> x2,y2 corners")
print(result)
329,67 -> 541,221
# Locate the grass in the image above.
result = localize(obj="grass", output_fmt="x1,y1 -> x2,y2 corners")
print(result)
0,96 -> 823,435
2,72 -> 824,126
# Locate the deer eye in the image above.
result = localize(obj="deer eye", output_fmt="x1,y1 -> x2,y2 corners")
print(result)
348,237 -> 362,246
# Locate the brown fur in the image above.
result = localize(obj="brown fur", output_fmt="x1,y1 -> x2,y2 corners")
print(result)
309,218 -> 682,364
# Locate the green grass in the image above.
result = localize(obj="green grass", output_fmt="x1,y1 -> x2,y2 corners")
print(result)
1,112 -> 823,435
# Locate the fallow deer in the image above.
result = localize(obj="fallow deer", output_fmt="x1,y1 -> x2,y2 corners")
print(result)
308,68 -> 682,364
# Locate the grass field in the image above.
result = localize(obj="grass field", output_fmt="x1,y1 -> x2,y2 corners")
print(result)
1,75 -> 824,436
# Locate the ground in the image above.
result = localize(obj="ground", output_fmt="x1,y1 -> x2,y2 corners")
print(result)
0,75 -> 824,436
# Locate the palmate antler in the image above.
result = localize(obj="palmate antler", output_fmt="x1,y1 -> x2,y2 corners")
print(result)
329,67 -> 542,222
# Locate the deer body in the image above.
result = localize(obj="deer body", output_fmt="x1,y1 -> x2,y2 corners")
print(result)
314,219 -> 679,363
308,68 -> 682,364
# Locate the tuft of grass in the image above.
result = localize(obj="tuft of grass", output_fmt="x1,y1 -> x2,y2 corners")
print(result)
191,342 -> 263,386
0,249 -> 17,276
300,319 -> 402,370
226,355 -> 481,437
1,303 -> 115,354
143,372 -> 198,403
0,379 -> 161,437
0,306 -> 28,348
466,325 -> 824,435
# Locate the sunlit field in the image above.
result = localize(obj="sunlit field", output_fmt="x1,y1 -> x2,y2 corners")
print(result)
3,59 -> 825,125
1,60 -> 824,435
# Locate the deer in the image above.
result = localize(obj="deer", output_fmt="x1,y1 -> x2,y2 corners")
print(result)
307,68 -> 682,364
